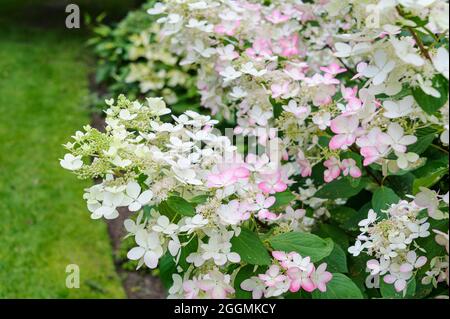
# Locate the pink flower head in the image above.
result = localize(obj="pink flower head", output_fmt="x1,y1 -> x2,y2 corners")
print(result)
324,156 -> 341,183
340,158 -> 362,178
298,159 -> 312,177
341,85 -> 358,100
258,172 -> 288,194
254,193 -> 279,221
272,251 -> 288,262
329,115 -> 360,150
344,97 -> 363,114
183,280 -> 200,299
207,165 -> 250,188
322,73 -> 340,85
286,266 -> 315,293
214,20 -> 241,36
278,34 -> 300,57
197,271 -> 235,299
259,265 -> 286,287
311,263 -> 332,292
271,81 -> 290,98
356,127 -> 390,166
320,63 -> 347,75
245,153 -> 270,171
266,10 -> 290,24
284,63 -> 308,80
246,38 -> 273,60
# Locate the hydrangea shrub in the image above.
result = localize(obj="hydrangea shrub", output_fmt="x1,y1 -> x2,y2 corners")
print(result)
62,0 -> 449,299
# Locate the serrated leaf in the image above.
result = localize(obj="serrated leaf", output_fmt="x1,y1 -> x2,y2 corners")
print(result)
412,75 -> 449,115
412,159 -> 449,194
231,228 -> 272,265
315,177 -> 369,199
315,223 -> 349,249
312,273 -> 363,299
166,196 -> 196,217
268,232 -> 334,262
271,191 -> 296,209
322,244 -> 348,273
372,187 -> 400,213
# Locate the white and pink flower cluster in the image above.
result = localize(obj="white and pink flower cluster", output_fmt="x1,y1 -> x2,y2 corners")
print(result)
61,95 -> 320,298
151,0 -> 449,182
241,251 -> 332,298
349,188 -> 449,294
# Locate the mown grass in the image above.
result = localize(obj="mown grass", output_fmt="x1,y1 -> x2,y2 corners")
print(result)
0,22 -> 125,298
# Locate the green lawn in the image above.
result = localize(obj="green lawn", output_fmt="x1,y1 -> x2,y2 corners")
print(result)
0,23 -> 125,298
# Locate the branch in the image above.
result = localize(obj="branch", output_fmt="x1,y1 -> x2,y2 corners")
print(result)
395,6 -> 432,62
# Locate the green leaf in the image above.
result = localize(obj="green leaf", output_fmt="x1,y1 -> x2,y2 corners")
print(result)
158,235 -> 199,289
271,191 -> 296,210
372,187 -> 400,213
408,127 -> 437,155
322,244 -> 348,273
189,195 -> 209,205
268,232 -> 334,262
315,224 -> 349,249
231,228 -> 272,266
315,177 -> 369,199
412,75 -> 449,115
380,277 -> 416,299
312,273 -> 363,299
342,203 -> 371,231
159,253 -> 177,289
177,235 -> 199,271
329,206 -> 359,230
270,97 -> 284,119
166,196 -> 196,217
412,159 -> 448,194
415,219 -> 448,262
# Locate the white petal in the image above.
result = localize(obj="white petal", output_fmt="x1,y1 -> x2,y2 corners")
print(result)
126,182 -> 141,199
144,251 -> 160,269
137,190 -> 153,204
129,201 -> 142,212
127,247 -> 145,260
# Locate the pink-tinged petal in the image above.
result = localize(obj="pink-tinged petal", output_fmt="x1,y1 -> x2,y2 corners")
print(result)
265,196 -> 276,208
383,275 -> 396,284
258,182 -> 271,194
272,251 -> 286,260
367,259 -> 380,270
273,181 -> 288,193
302,278 -> 316,292
329,134 -> 347,150
289,280 -> 301,293
400,263 -> 414,273
207,174 -> 222,188
377,132 -> 393,145
197,280 -> 215,291
415,256 -> 427,268
330,116 -> 348,134
345,134 -> 356,146
321,272 -> 333,283
211,287 -> 227,299
234,167 -> 250,178
350,166 -> 362,178
394,279 -> 407,292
